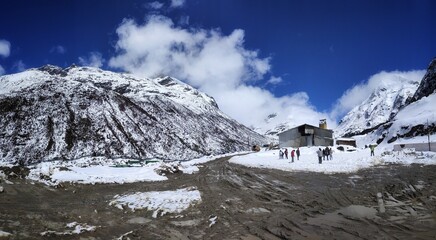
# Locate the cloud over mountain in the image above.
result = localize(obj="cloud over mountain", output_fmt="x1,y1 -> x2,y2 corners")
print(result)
109,15 -> 332,131
331,70 -> 426,121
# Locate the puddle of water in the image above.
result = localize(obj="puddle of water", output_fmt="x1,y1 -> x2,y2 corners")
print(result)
170,219 -> 202,227
338,205 -> 378,219
126,217 -> 152,224
245,208 -> 271,214
306,205 -> 378,227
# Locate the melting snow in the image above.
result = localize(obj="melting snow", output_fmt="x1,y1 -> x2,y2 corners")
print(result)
109,187 -> 201,218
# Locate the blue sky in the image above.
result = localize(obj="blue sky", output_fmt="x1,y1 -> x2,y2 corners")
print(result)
1,0 -> 435,130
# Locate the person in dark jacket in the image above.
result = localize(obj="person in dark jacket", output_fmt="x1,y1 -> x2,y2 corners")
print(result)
284,148 -> 288,159
296,148 -> 300,160
325,147 -> 330,160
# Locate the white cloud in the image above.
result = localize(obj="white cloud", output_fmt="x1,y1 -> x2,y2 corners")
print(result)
0,39 -> 11,57
266,76 -> 283,85
0,65 -> 5,76
50,45 -> 66,54
109,15 -> 332,131
330,70 -> 426,120
79,52 -> 105,68
170,0 -> 185,8
13,60 -> 26,72
148,1 -> 164,10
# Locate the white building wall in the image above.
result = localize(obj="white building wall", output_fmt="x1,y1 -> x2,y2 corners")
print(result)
393,142 -> 436,152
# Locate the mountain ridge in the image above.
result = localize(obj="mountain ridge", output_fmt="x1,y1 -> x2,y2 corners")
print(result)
336,58 -> 436,145
0,65 -> 266,165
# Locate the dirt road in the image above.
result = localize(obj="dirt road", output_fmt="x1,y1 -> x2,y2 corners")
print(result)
1,157 -> 436,239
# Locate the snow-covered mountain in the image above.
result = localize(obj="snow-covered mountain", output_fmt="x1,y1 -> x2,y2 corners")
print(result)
335,73 -> 421,138
0,65 -> 267,165
382,58 -> 436,144
336,58 -> 436,146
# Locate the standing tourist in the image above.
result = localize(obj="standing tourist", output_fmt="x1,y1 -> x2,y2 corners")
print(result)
317,148 -> 323,164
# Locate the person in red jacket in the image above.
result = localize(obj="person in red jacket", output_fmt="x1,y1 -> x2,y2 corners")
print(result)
291,149 -> 295,162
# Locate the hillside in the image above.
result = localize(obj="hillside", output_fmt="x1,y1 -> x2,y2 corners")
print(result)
335,74 -> 420,138
336,58 -> 436,146
0,65 -> 266,165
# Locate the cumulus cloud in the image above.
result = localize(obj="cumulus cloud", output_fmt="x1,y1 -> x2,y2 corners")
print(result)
0,39 -> 11,57
330,70 -> 426,120
109,15 -> 333,131
170,0 -> 185,8
50,45 -> 66,54
79,52 -> 105,68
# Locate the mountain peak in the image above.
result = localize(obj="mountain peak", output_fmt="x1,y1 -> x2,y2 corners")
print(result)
37,64 -> 68,77
335,73 -> 421,138
408,57 -> 436,104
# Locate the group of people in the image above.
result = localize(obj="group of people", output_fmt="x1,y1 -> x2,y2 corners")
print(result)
316,147 -> 333,164
278,144 -> 376,165
279,148 -> 300,162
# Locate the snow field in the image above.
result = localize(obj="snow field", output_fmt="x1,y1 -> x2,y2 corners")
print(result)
229,146 -> 436,173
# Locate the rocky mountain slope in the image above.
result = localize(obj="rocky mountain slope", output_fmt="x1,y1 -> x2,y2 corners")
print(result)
0,65 -> 266,165
336,58 -> 436,145
335,75 -> 421,138
408,58 -> 436,104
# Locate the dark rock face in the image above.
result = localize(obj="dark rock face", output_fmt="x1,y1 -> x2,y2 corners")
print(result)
0,66 -> 266,165
408,58 -> 436,104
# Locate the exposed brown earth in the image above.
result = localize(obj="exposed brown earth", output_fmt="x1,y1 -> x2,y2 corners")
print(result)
1,157 -> 436,239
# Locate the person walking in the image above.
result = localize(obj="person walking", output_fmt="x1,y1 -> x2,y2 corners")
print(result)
316,148 -> 323,164
284,148 -> 288,159
325,147 -> 330,160
370,144 -> 376,156
291,149 -> 295,162
296,148 -> 300,160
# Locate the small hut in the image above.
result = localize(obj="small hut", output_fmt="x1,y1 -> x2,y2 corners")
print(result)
279,121 -> 333,148
336,138 -> 356,147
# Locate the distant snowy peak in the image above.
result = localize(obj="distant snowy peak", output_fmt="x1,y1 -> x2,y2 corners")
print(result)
335,75 -> 420,137
255,113 -> 293,139
0,65 -> 266,165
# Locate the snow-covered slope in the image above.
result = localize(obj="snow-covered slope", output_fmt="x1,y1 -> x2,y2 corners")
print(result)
0,65 -> 266,165
335,58 -> 436,147
335,74 -> 420,138
385,94 -> 436,143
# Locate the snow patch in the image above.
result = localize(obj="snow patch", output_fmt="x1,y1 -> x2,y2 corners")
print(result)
40,222 -> 97,236
109,187 -> 201,218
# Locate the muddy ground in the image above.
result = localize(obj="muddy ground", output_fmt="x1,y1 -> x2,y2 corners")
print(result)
1,157 -> 436,239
